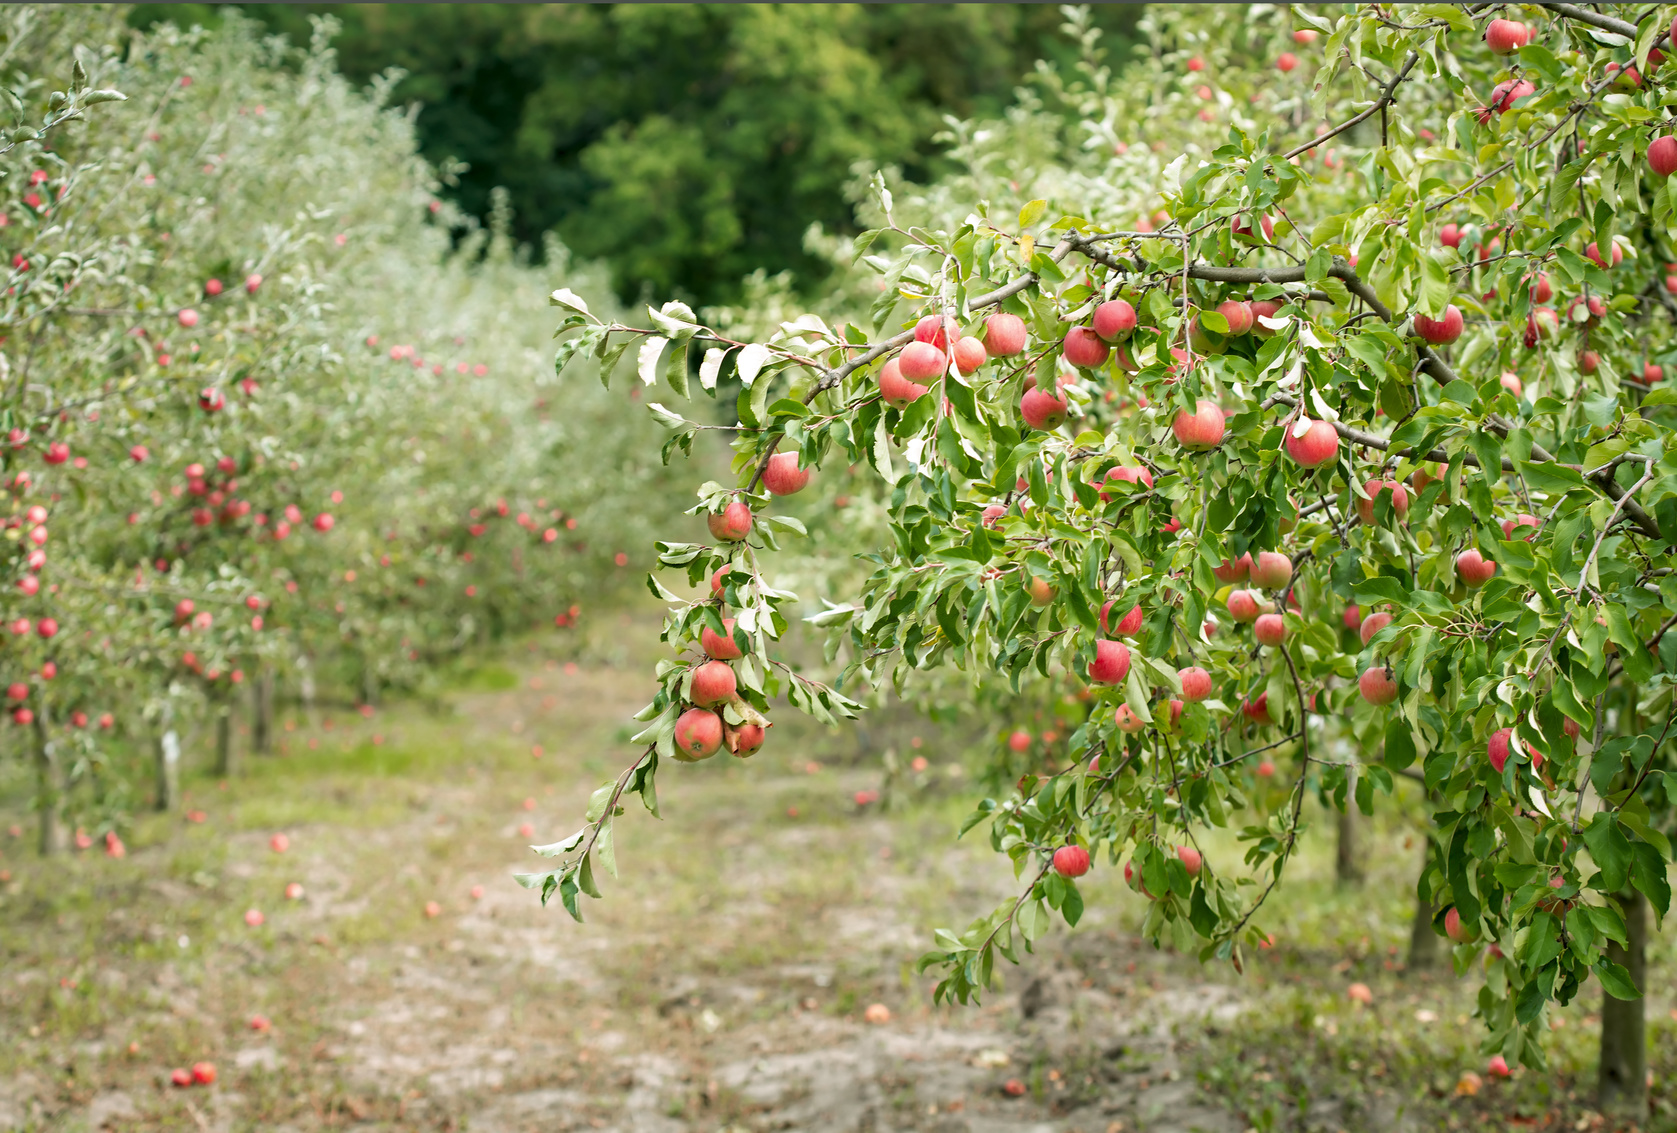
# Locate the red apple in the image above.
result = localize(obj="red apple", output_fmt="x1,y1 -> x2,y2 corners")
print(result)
727,721 -> 766,756
1052,844 -> 1091,878
689,660 -> 736,707
1360,611 -> 1393,645
1645,363 -> 1664,384
1487,726 -> 1513,772
914,314 -> 955,349
1231,213 -> 1275,241
1413,305 -> 1463,345
1358,666 -> 1398,705
1008,730 -> 1031,752
1439,223 -> 1462,248
1502,513 -> 1539,540
1088,640 -> 1132,684
878,357 -> 929,408
708,501 -> 753,541
674,707 -> 723,759
1284,417 -> 1339,467
1456,549 -> 1497,587
1063,325 -> 1110,368
36,618 -> 56,639
951,336 -> 988,375
1253,613 -> 1287,646
761,451 -> 810,496
701,617 -> 743,660
1178,667 -> 1212,701
1212,553 -> 1252,583
1444,906 -> 1476,943
245,273 -> 262,293
898,341 -> 946,381
1277,52 -> 1297,72
1242,693 -> 1272,726
1357,479 -> 1409,525
177,308 -> 199,328
1103,602 -> 1143,637
1020,386 -> 1068,430
1250,551 -> 1293,590
1171,400 -> 1225,450
1485,18 -> 1527,55
1113,704 -> 1147,733
982,312 -> 1027,356
1027,577 -> 1055,606
1585,241 -> 1622,269
170,1068 -> 192,1088
1177,845 -> 1202,876
1216,299 -> 1254,335
1226,589 -> 1266,622
1293,29 -> 1317,44
1526,272 -> 1553,303
1092,299 -> 1137,342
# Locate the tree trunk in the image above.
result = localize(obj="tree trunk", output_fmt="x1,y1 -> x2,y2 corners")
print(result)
1598,887 -> 1648,1120
252,668 -> 273,756
156,728 -> 180,811
213,701 -> 235,778
1406,838 -> 1439,972
1335,805 -> 1363,886
33,705 -> 66,856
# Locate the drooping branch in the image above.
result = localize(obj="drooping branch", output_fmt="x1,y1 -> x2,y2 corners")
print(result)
1280,51 -> 1421,162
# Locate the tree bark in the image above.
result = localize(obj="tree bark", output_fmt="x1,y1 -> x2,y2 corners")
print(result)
1406,837 -> 1439,972
155,728 -> 180,811
1598,887 -> 1648,1120
252,667 -> 273,756
1336,804 -> 1363,886
213,701 -> 235,778
33,705 -> 66,856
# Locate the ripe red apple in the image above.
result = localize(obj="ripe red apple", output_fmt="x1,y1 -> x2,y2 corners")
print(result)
727,721 -> 766,756
982,312 -> 1027,356
1482,78 -> 1536,119
1063,325 -> 1110,368
1485,18 -> 1527,55
1253,613 -> 1287,646
36,618 -> 56,639
878,357 -> 929,408
1172,400 -> 1225,450
1526,272 -> 1553,303
1113,704 -> 1147,733
708,501 -> 753,542
1216,300 -> 1254,335
914,314 -> 956,349
1487,726 -> 1513,772
1100,465 -> 1154,498
1052,844 -> 1091,878
1293,28 -> 1317,44
1646,363 -> 1665,384
1357,479 -> 1409,525
1027,577 -> 1055,606
981,504 -> 1004,528
245,273 -> 262,293
674,707 -> 723,759
1088,640 -> 1132,684
1226,589 -> 1266,622
204,278 -> 223,297
689,660 -> 737,707
762,451 -> 810,496
191,1061 -> 216,1085
5,683 -> 24,701
1020,386 -> 1068,430
1249,551 -> 1293,590
1439,223 -> 1462,248
1413,305 -> 1463,345
1176,845 -> 1202,876
1444,906 -> 1476,943
178,308 -> 199,328
1456,549 -> 1497,587
1230,213 -> 1275,241
1359,611 -> 1393,645
1585,241 -> 1622,269
700,617 -> 743,660
1212,553 -> 1252,583
43,442 -> 68,465
1242,693 -> 1272,726
1187,56 -> 1204,72
170,1068 -> 192,1088
1358,666 -> 1398,705
1092,299 -> 1137,342
898,341 -> 946,381
1284,417 -> 1339,467
1277,52 -> 1297,72
1103,602 -> 1143,637
1342,605 -> 1362,631
951,336 -> 987,374
1502,513 -> 1539,540
1499,371 -> 1522,397
1007,730 -> 1031,752
1178,667 -> 1212,701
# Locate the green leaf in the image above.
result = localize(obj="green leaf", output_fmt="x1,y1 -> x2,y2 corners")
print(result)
1584,814 -> 1632,893
1418,253 -> 1450,319
1352,576 -> 1409,607
1018,199 -> 1048,230
1594,959 -> 1641,1001
1630,841 -> 1671,919
1383,719 -> 1417,771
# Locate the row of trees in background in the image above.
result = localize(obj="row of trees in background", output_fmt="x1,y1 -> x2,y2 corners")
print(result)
0,9 -> 678,853
542,3 -> 1677,1120
129,3 -> 1144,307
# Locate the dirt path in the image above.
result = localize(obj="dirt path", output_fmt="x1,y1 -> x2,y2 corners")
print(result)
6,613 -> 1638,1132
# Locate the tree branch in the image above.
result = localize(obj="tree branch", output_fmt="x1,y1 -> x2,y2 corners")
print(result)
1281,51 -> 1421,161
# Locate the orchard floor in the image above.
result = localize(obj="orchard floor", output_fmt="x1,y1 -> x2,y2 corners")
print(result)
1,610 -> 1674,1133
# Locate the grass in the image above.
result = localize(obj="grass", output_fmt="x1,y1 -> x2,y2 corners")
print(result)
0,606 -> 1671,1132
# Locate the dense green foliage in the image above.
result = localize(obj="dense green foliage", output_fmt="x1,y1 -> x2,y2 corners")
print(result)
130,3 -> 1141,306
546,2 -> 1677,1102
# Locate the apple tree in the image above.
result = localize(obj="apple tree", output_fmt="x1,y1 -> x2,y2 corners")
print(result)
543,2 -> 1677,1107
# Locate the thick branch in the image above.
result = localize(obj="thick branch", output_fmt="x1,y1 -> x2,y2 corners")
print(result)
1531,2 -> 1641,38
